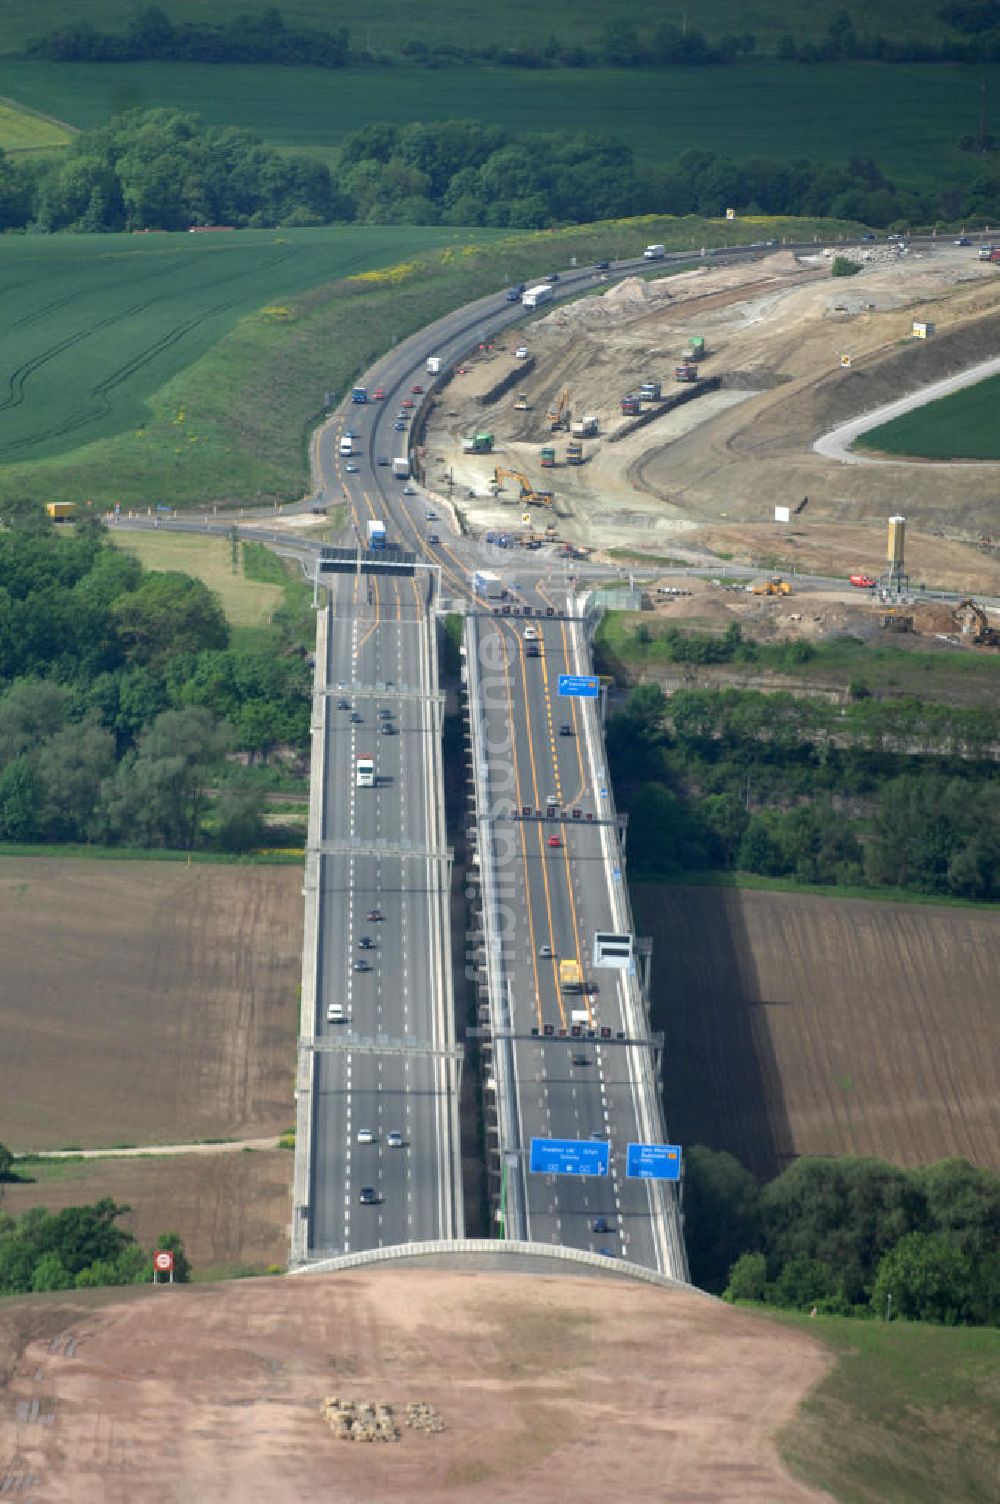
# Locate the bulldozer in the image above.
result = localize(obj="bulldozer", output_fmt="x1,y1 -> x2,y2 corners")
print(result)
751,576 -> 793,596
490,466 -> 555,509
546,387 -> 570,432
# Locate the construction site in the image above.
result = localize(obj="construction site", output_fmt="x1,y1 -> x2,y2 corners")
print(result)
418,241 -> 1000,623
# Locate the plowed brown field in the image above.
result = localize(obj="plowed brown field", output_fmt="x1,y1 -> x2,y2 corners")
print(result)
637,884 -> 1000,1179
0,857 -> 303,1152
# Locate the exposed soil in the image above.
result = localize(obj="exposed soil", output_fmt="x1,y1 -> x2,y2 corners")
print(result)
0,1150 -> 292,1276
638,885 -> 1000,1180
424,245 -> 1000,586
0,858 -> 303,1152
0,1270 -> 831,1503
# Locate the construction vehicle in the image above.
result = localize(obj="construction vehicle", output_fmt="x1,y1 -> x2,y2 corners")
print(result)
570,415 -> 598,437
514,393 -> 530,411
539,446 -> 556,468
565,441 -> 584,464
620,392 -> 641,415
547,388 -> 570,431
688,336 -> 706,361
490,467 -> 555,508
675,361 -> 699,382
473,570 -> 504,600
952,598 -> 998,644
752,577 -> 792,596
462,432 -> 494,453
640,380 -> 661,401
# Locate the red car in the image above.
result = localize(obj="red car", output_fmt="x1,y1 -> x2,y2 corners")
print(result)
850,574 -> 876,588
411,384 -> 424,394
372,387 -> 385,400
402,398 -> 415,409
547,835 -> 562,849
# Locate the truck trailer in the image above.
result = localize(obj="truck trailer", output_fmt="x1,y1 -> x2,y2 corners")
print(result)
643,244 -> 666,260
559,959 -> 584,993
367,519 -> 387,549
522,284 -> 554,308
45,502 -> 77,521
351,385 -> 368,404
426,356 -> 441,374
570,415 -> 598,437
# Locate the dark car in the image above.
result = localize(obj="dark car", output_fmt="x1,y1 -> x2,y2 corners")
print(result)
544,272 -> 560,283
337,698 -> 349,710
367,908 -> 384,922
351,711 -> 362,723
358,1186 -> 379,1205
592,1217 -> 611,1234
559,723 -> 574,736
378,708 -> 393,719
376,456 -> 389,466
354,959 -> 371,973
428,532 -> 440,544
861,232 -> 876,242
595,260 -> 610,270
393,420 -> 406,431
571,1053 -> 591,1067
358,936 -> 373,950
381,723 -> 395,736
597,1247 -> 616,1258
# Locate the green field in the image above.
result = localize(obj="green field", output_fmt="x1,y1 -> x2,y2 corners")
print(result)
0,59 -> 995,186
777,1313 -> 1000,1503
0,224 -> 482,473
856,373 -> 1000,460
113,533 -> 284,627
0,2 -> 966,58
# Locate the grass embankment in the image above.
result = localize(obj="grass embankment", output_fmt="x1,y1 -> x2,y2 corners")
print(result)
0,2 -> 968,56
856,372 -> 1000,460
596,611 -> 1000,706
636,869 -> 1000,908
0,213 -> 863,511
114,533 -> 284,627
0,96 -> 71,151
776,1312 -> 1000,1504
0,56 -> 996,186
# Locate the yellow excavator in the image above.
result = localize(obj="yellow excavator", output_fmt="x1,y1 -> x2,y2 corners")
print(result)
546,387 -> 570,431
490,466 -> 555,508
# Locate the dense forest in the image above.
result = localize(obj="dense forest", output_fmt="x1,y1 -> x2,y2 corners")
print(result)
0,507 -> 310,851
686,1147 -> 1000,1323
26,6 -> 1000,69
603,677 -> 1000,900
3,107 -> 999,233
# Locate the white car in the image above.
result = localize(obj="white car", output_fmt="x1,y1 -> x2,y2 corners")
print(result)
344,462 -> 359,473
386,1131 -> 404,1148
514,345 -> 529,359
356,1128 -> 375,1144
327,1003 -> 345,1023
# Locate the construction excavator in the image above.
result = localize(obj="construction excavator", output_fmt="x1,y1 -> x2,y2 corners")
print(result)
952,598 -> 998,645
490,466 -> 555,508
752,576 -> 793,597
546,387 -> 570,431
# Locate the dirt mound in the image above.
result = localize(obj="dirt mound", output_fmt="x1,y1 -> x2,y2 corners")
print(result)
0,1270 -> 831,1504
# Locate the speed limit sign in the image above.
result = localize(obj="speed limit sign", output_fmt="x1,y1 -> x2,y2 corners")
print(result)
153,1250 -> 174,1274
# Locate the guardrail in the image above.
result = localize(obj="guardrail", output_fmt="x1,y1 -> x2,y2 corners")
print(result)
290,601 -> 330,1267
463,612 -> 528,1241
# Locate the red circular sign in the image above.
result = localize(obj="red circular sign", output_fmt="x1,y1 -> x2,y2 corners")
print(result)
153,1251 -> 174,1272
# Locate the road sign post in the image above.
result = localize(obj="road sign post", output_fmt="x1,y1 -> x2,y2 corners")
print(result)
557,673 -> 599,699
626,1143 -> 682,1181
152,1249 -> 175,1284
530,1137 -> 610,1176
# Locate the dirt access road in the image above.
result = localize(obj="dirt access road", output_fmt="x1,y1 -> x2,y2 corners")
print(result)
425,244 -> 1000,582
0,1270 -> 831,1504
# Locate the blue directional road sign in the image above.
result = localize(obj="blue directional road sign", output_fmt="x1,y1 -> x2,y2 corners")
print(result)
530,1137 -> 610,1176
557,673 -> 600,699
626,1143 -> 682,1181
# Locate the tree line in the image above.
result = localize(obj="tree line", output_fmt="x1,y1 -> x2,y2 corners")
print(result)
604,681 -> 1000,900
0,1151 -> 190,1294
0,506 -> 310,852
2,108 -> 999,234
686,1147 -> 1000,1325
26,6 -> 1000,70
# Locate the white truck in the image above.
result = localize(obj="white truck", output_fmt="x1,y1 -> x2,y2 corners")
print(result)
522,284 -> 554,308
643,243 -> 666,260
426,356 -> 441,374
366,519 -> 387,548
473,569 -> 504,600
392,456 -> 410,479
339,436 -> 354,456
571,415 -> 598,437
